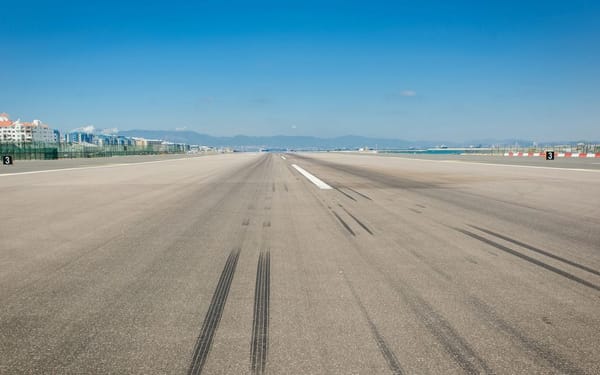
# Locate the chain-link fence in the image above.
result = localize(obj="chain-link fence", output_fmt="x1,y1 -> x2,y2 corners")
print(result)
0,143 -> 188,160
486,144 -> 600,155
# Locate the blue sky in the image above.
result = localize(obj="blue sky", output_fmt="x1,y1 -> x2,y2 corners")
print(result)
1,0 -> 599,141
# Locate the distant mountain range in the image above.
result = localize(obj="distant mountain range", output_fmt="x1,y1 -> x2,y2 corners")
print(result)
116,130 -> 594,150
118,130 -> 421,149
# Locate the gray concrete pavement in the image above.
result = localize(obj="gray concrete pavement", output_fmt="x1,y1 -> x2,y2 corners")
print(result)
1,152 -> 599,374
0,153 -> 218,175
350,151 -> 600,170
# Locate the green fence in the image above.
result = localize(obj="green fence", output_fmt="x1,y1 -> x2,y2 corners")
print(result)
0,143 -> 187,160
0,143 -> 59,160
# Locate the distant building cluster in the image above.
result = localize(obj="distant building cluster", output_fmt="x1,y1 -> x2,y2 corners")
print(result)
65,130 -> 190,152
64,130 -> 135,147
0,113 -> 58,143
0,112 -> 195,152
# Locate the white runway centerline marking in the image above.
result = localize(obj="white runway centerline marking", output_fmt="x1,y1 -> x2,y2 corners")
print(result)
291,164 -> 332,189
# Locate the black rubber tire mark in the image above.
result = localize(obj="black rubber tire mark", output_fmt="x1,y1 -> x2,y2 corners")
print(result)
188,248 -> 241,375
345,251 -> 493,373
284,183 -> 288,192
290,155 -> 491,372
468,296 -> 586,375
469,225 -> 600,277
342,272 -> 404,374
405,291 -> 493,374
340,206 -> 374,235
457,229 -> 600,292
333,186 -> 357,201
333,211 -> 356,236
251,251 -> 271,374
346,186 -> 372,201
343,261 -> 489,374
409,208 -> 422,214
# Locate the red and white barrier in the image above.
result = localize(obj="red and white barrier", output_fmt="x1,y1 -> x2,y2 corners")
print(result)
503,152 -> 600,158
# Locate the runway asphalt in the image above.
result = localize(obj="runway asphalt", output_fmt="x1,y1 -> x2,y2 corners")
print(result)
1,152 -> 599,374
343,151 -> 600,170
0,153 -> 212,175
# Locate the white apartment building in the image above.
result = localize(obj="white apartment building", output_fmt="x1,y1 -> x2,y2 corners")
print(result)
30,119 -> 57,143
0,113 -> 57,143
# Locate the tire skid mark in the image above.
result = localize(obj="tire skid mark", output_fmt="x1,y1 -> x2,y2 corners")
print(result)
469,225 -> 600,277
468,297 -> 586,375
332,211 -> 356,236
456,228 -> 600,292
357,259 -> 493,374
341,272 -> 404,374
293,154 -> 589,373
345,186 -> 373,201
333,186 -> 357,201
6,155 -> 268,370
295,153 -> 600,249
404,247 -> 452,281
188,248 -> 241,375
250,251 -> 271,375
403,289 -> 494,374
292,155 -> 490,373
339,205 -> 374,235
